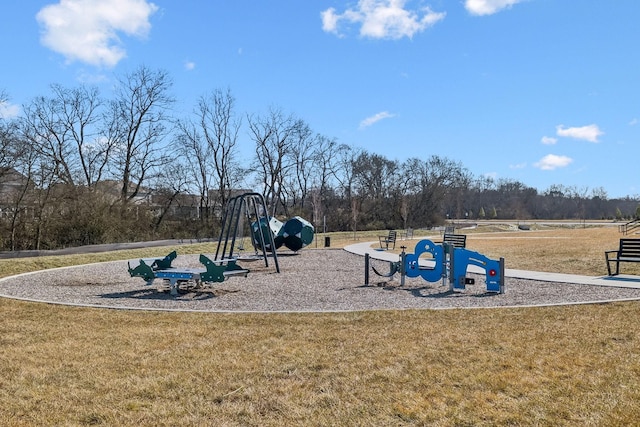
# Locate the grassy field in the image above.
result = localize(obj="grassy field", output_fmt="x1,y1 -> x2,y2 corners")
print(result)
1,224 -> 640,426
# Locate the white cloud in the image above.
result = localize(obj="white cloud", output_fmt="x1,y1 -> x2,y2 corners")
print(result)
629,118 -> 638,126
360,111 -> 396,129
0,101 -> 20,119
184,61 -> 196,71
509,162 -> 526,169
321,8 -> 341,34
465,0 -> 525,16
534,154 -> 573,171
322,0 -> 446,40
36,0 -> 158,68
556,124 -> 603,143
541,136 -> 557,145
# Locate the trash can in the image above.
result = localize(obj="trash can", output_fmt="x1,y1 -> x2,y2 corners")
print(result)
324,236 -> 330,247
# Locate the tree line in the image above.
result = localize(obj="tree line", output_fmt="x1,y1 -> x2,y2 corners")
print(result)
1,66 -> 638,251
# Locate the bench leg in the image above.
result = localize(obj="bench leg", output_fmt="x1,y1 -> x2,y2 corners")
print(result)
606,259 -> 620,276
605,254 -> 619,276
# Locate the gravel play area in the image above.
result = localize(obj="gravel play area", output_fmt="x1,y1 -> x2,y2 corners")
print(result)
2,249 -> 640,312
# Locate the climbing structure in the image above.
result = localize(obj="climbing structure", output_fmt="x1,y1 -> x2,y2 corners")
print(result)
404,239 -> 504,293
216,192 -> 280,273
367,239 -> 505,294
276,216 -> 315,251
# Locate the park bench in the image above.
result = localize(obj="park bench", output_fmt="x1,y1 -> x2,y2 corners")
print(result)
379,230 -> 397,250
605,238 -> 640,276
400,228 -> 414,240
443,233 -> 467,248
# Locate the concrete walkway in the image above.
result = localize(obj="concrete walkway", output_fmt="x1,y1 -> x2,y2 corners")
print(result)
344,241 -> 640,289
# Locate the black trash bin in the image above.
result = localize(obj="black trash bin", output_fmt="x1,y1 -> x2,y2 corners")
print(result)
324,236 -> 330,247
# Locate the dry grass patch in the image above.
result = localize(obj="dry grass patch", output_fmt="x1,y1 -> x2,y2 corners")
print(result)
465,226 -> 627,276
1,299 -> 640,425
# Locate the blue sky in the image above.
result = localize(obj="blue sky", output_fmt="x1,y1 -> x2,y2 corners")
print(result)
1,0 -> 639,198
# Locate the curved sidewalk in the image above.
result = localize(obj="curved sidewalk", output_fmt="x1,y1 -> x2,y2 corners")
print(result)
344,241 -> 640,289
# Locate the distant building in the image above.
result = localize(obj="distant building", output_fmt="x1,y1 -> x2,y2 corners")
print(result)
0,167 -> 30,197
0,168 -> 32,218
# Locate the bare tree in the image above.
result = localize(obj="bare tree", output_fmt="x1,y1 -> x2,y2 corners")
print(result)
0,90 -> 20,176
0,90 -> 51,250
351,151 -> 399,227
404,156 -> 470,226
106,66 -> 175,204
5,137 -> 57,250
308,136 -> 346,229
352,151 -> 397,201
589,187 -> 609,219
175,120 -> 212,222
247,107 -> 308,217
176,88 -> 242,228
149,159 -> 193,232
285,123 -> 314,213
331,144 -> 361,232
20,84 -> 105,187
1,107 -> 34,249
197,88 -> 242,214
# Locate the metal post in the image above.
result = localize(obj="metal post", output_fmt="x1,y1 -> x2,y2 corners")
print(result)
364,253 -> 370,285
251,193 -> 280,273
400,246 -> 406,286
447,242 -> 454,291
499,257 -> 505,294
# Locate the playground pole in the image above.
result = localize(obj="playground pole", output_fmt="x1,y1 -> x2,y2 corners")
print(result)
364,253 -> 370,285
446,242 -> 454,291
500,257 -> 505,294
400,246 -> 406,286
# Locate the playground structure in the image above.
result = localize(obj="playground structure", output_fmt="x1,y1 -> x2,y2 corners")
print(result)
253,215 -> 315,252
127,193 -> 279,295
275,216 -> 315,251
224,193 -> 314,255
127,192 -> 315,295
365,238 -> 505,294
217,192 -> 280,270
127,251 -> 249,295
